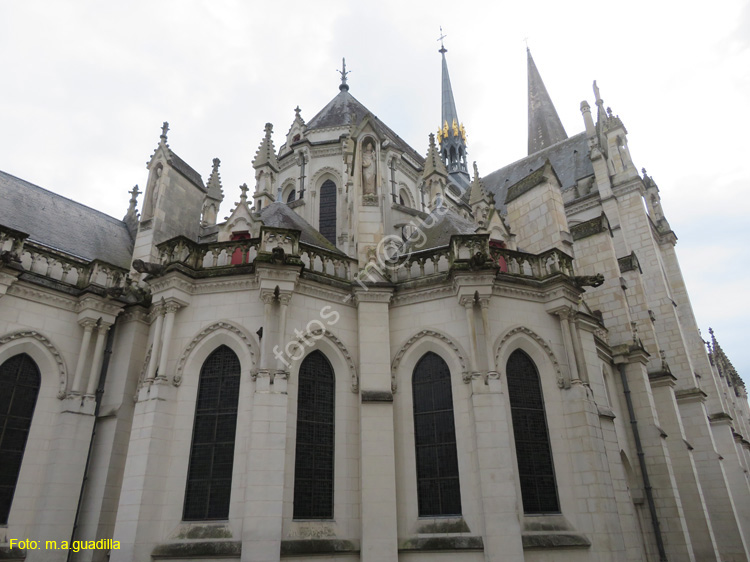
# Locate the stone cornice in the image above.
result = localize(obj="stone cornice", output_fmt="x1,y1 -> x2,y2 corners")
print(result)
353,288 -> 393,305
391,285 -> 454,307
6,281 -> 79,312
674,387 -> 708,404
296,280 -> 354,306
565,193 -> 604,217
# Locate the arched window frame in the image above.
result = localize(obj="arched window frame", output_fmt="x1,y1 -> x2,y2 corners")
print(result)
506,349 -> 560,514
182,345 -> 241,521
293,350 -> 335,520
0,353 -> 41,525
318,179 -> 337,246
412,351 -> 462,517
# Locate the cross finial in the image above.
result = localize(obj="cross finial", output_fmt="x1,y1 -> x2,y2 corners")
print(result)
338,58 -> 350,91
239,183 -> 249,201
128,185 -> 141,203
160,121 -> 169,141
438,26 -> 447,53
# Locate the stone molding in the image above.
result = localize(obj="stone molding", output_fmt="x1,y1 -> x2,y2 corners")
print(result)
295,280 -> 354,305
294,328 -> 358,392
494,326 -> 564,388
617,251 -> 641,274
6,282 -> 79,311
390,285 -> 454,306
309,166 -> 342,190
0,330 -> 68,399
391,329 -> 469,392
173,321 -> 258,386
569,213 -> 611,241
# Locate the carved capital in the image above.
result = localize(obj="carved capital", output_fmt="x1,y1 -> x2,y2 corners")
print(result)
260,291 -> 276,305
79,318 -> 98,331
277,293 -> 292,306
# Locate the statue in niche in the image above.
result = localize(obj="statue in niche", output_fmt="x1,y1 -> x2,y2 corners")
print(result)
143,165 -> 162,219
361,141 -> 376,197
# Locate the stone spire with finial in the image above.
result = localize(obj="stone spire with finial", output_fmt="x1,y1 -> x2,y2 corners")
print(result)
436,28 -> 469,186
252,124 -> 279,210
338,58 -> 350,91
123,185 -> 141,237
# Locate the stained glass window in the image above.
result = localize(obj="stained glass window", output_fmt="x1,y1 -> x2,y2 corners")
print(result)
183,345 -> 241,520
413,352 -> 462,516
293,350 -> 335,519
0,353 -> 41,525
506,349 -> 559,514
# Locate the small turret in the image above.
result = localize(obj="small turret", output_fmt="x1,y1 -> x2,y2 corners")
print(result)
252,123 -> 280,211
202,158 -> 224,227
421,133 -> 448,211
123,185 -> 140,238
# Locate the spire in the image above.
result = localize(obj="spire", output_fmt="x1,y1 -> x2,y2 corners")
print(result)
338,58 -> 350,91
252,123 -> 280,172
437,30 -> 469,182
123,185 -> 140,237
527,48 -> 567,155
205,158 -> 224,201
423,133 -> 448,179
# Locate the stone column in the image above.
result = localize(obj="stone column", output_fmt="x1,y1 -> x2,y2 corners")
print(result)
85,322 -> 111,396
145,303 -> 165,382
258,291 -> 275,374
156,301 -> 180,382
478,297 -> 496,376
461,296 -> 479,375
71,318 -> 97,393
568,314 -> 589,384
554,308 -> 578,387
355,288 -> 398,562
276,293 -> 291,373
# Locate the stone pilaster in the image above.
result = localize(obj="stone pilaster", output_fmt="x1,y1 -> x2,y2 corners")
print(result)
355,288 -> 397,562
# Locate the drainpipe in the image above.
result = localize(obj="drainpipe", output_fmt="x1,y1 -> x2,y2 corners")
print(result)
67,320 -> 117,561
618,362 -> 668,561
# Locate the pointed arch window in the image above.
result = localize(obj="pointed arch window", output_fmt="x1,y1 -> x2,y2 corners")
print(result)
0,353 -> 41,525
183,345 -> 241,521
413,352 -> 461,516
506,349 -> 559,514
293,350 -> 335,519
319,179 -> 337,246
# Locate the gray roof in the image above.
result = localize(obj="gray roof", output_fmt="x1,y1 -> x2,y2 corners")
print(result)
483,132 -> 593,213
0,170 -> 134,268
260,202 -> 344,255
306,90 -> 425,165
402,207 -> 478,253
168,149 -> 205,191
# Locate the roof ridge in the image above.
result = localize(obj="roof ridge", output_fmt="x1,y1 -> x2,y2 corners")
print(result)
484,131 -> 587,180
0,169 -> 128,226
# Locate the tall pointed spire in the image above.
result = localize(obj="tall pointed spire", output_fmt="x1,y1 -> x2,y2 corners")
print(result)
527,48 -> 567,155
437,28 -> 469,185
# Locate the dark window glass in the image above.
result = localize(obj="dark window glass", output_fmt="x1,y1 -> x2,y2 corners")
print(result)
319,179 -> 337,246
0,353 -> 41,525
293,350 -> 335,519
506,349 -> 559,514
286,189 -> 296,203
183,345 -> 241,520
412,352 -> 461,516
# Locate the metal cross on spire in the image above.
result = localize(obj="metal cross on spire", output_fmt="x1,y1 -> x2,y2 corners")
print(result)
438,26 -> 447,53
338,58 -> 350,91
160,121 -> 169,141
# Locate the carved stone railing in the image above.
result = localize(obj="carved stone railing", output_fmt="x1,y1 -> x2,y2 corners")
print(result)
1,225 -> 129,291
489,245 -> 574,280
156,227 -> 357,283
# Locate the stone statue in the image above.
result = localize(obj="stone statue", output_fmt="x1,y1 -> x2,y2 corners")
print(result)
362,141 -> 376,196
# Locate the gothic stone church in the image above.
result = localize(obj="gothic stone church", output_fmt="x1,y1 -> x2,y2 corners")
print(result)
1,47 -> 749,562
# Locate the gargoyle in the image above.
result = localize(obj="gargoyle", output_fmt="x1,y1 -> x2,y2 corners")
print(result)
271,246 -> 286,264
0,251 -> 21,265
574,273 -> 605,288
469,251 -> 488,269
132,259 -> 165,276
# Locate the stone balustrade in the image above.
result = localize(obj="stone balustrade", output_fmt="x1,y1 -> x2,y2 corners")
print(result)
1,225 -> 129,291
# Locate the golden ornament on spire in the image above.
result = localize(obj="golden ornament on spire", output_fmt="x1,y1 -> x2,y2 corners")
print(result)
437,128 -> 442,143
452,119 -> 459,137
460,123 -> 467,142
442,120 -> 449,139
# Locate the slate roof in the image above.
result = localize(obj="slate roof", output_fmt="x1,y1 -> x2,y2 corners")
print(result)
482,132 -> 593,213
168,149 -> 205,191
0,170 -> 134,269
259,202 -> 344,255
306,89 -> 425,165
402,207 -> 478,253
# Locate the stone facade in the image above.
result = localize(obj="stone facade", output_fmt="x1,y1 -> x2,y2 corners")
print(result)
0,49 -> 748,562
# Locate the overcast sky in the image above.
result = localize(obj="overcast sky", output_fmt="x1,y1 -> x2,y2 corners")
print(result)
1,0 -> 748,377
